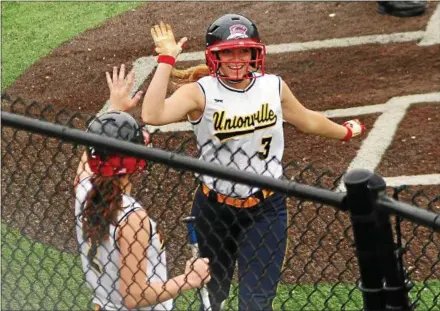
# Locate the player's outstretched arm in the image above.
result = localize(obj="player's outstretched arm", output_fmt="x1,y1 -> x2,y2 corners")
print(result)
142,22 -> 203,125
280,79 -> 365,141
119,210 -> 210,309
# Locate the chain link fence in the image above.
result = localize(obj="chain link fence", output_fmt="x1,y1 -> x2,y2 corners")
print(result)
1,95 -> 439,310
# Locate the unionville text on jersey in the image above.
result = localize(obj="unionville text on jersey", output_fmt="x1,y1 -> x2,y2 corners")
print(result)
212,103 -> 277,141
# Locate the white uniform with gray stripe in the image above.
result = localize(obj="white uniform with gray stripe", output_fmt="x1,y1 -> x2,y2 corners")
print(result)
75,178 -> 172,310
191,73 -> 284,198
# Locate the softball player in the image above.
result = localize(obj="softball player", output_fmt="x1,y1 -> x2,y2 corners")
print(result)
142,14 -> 365,311
74,65 -> 210,310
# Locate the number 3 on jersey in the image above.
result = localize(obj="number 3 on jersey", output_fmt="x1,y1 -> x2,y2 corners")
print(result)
258,136 -> 272,160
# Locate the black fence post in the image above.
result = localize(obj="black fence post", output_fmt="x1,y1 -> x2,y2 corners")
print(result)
369,174 -> 414,311
344,169 -> 384,311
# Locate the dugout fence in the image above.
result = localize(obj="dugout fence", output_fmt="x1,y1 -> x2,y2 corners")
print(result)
1,96 -> 439,311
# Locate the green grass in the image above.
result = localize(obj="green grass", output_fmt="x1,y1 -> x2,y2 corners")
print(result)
3,225 -> 364,311
3,223 -> 361,310
3,225 -> 439,311
1,224 -> 91,310
1,1 -> 144,91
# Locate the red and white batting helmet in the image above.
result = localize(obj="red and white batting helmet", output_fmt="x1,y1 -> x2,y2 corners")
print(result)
205,14 -> 266,79
86,111 -> 148,176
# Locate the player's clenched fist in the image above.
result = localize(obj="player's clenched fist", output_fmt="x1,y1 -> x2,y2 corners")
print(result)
184,258 -> 211,288
151,21 -> 187,58
342,119 -> 366,141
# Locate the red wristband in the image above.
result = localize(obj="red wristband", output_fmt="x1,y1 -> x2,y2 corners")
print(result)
157,55 -> 176,66
342,126 -> 353,141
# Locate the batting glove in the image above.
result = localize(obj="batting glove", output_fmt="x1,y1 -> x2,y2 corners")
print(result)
151,21 -> 187,59
342,119 -> 366,141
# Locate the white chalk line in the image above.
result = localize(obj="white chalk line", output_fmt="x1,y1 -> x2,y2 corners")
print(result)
385,175 -> 440,187
343,94 -> 440,184
346,107 -> 409,175
419,3 -> 440,46
335,93 -> 440,190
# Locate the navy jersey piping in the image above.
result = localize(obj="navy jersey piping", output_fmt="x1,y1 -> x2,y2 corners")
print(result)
278,76 -> 282,97
112,203 -> 147,251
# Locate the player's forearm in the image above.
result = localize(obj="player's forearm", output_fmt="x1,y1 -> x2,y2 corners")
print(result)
302,110 -> 348,140
123,274 -> 193,309
141,63 -> 173,124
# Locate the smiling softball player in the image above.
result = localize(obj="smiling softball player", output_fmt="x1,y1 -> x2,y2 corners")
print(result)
142,14 -> 365,310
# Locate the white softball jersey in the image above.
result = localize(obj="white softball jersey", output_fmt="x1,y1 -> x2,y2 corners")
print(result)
191,72 -> 284,198
75,177 -> 173,310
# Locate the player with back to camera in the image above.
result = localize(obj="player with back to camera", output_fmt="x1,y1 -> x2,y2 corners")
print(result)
142,14 -> 365,311
74,64 -> 210,310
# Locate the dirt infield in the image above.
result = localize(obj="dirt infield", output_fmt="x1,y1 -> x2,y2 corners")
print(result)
2,2 -> 439,284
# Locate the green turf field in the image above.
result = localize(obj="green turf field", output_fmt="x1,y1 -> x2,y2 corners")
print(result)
1,1 -> 143,90
3,225 -> 438,310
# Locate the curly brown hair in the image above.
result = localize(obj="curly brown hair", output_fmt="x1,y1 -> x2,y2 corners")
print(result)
82,175 -> 124,270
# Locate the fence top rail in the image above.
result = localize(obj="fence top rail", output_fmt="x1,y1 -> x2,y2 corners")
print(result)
377,196 -> 440,232
3,111 -> 440,230
1,111 -> 346,209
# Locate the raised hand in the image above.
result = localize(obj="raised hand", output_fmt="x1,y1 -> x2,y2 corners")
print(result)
105,64 -> 143,112
151,21 -> 187,59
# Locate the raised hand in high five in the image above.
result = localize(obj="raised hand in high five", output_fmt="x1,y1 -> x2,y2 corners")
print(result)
151,21 -> 187,59
105,64 -> 143,112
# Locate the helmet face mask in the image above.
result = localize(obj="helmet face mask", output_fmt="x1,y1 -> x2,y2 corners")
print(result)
205,14 -> 266,80
86,111 -> 148,176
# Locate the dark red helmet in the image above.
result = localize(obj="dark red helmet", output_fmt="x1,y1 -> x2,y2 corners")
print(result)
205,14 -> 266,79
86,111 -> 148,176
